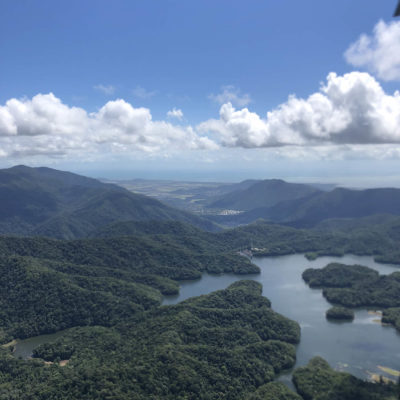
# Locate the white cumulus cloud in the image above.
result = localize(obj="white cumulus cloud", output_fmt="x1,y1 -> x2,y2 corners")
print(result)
209,85 -> 251,107
198,72 -> 400,148
345,20 -> 400,81
167,108 -> 184,120
0,93 -> 88,137
2,70 -> 400,163
0,94 -> 217,159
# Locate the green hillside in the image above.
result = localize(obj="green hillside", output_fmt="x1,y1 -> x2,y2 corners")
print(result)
211,186 -> 400,228
207,179 -> 320,211
303,263 -> 400,330
0,224 -> 259,341
280,187 -> 400,227
0,281 -> 301,400
293,357 -> 397,400
0,165 -> 218,238
0,167 -> 400,399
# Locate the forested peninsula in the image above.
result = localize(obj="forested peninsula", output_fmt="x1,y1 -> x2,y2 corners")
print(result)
0,281 -> 301,399
303,263 -> 400,332
0,166 -> 399,399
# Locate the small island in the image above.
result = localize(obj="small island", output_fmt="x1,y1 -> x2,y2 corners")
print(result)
326,306 -> 354,321
304,252 -> 318,261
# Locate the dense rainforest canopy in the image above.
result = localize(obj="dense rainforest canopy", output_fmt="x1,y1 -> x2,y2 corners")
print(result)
0,167 -> 399,399
0,281 -> 301,399
303,262 -> 400,332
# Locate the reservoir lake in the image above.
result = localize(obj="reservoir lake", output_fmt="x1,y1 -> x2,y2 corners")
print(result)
14,254 -> 400,385
163,253 -> 400,384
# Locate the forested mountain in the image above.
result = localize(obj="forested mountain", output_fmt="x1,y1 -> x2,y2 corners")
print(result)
211,186 -> 400,228
207,179 -> 320,211
313,214 -> 400,232
274,187 -> 400,227
1,216 -> 400,342
303,263 -> 400,314
1,165 -> 400,399
0,165 -> 217,238
0,221 -> 262,340
293,357 -> 397,400
0,281 -> 301,399
91,217 -> 400,264
6,165 -> 400,234
110,177 -> 263,213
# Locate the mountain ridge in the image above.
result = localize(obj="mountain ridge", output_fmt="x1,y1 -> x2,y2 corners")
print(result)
0,165 -> 219,238
207,178 -> 321,211
210,185 -> 400,228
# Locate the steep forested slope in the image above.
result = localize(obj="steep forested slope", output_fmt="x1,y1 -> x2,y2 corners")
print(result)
0,281 -> 301,400
207,179 -> 320,211
277,187 -> 400,227
293,357 -> 397,400
92,217 -> 400,264
0,225 -> 259,341
210,186 -> 400,228
0,165 -> 217,238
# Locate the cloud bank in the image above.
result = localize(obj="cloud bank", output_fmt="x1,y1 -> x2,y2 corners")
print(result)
199,71 -> 400,148
0,93 -> 216,158
1,71 -> 400,161
345,20 -> 400,81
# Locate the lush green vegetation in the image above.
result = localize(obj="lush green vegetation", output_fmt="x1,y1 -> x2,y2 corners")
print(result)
7,212 -> 400,342
216,218 -> 400,264
4,166 -> 400,266
0,230 -> 259,278
3,166 -> 400,398
3,164 -> 400,265
326,307 -> 354,321
1,214 -> 400,344
88,216 -> 400,267
0,165 -> 218,238
246,381 -> 302,400
0,281 -> 301,399
0,255 -> 161,341
302,263 -> 379,288
115,177 -> 262,213
303,263 -> 400,309
207,179 -> 319,212
293,357 -> 398,400
382,308 -> 400,332
0,225 -> 261,341
211,185 -> 400,228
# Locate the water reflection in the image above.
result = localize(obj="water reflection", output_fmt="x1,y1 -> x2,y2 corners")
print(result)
163,253 -> 400,382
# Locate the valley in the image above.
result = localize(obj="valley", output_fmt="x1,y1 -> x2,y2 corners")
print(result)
3,3 -> 400,398
0,166 -> 399,399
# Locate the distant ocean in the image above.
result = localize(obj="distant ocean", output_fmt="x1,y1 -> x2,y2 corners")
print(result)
76,169 -> 400,189
77,169 -> 269,182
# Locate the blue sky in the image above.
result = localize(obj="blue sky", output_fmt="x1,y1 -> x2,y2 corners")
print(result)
1,1 -> 400,184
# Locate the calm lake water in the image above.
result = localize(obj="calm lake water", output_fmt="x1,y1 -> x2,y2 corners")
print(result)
13,330 -> 67,359
14,253 -> 400,385
163,254 -> 400,384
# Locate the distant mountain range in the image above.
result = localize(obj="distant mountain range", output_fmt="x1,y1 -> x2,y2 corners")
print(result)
0,165 -> 218,238
273,187 -> 400,227
112,177 -> 335,214
210,184 -> 400,228
2,165 -> 400,236
206,179 -> 320,211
